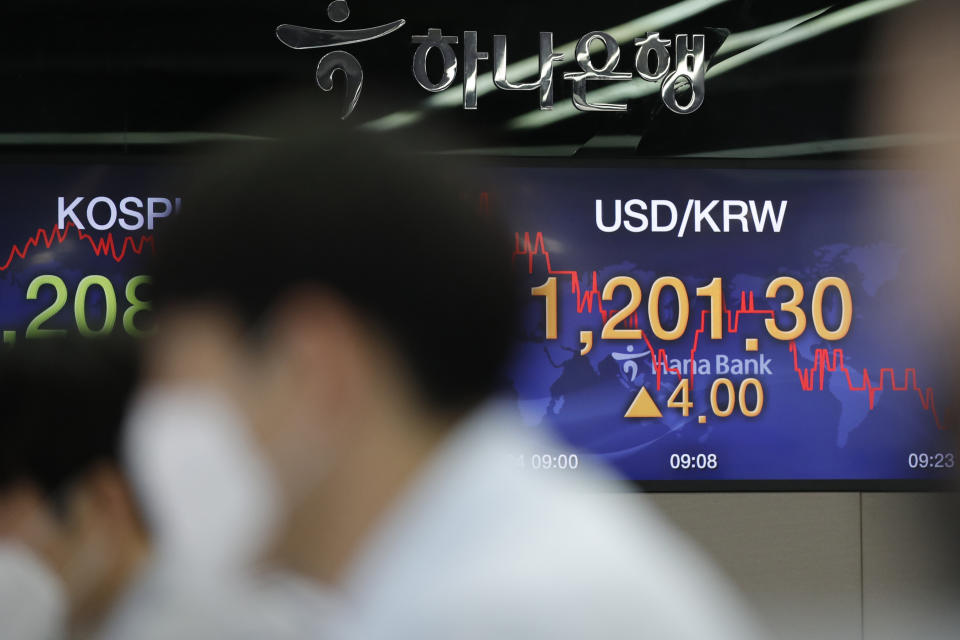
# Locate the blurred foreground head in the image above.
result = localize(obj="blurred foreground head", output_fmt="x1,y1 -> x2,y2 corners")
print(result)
0,338 -> 145,631
867,0 -> 960,359
144,102 -> 517,577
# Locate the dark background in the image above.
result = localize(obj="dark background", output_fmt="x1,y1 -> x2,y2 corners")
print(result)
0,0 -> 917,157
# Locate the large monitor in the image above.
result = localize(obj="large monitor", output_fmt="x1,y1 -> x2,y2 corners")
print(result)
0,165 -> 164,342
498,164 -> 954,489
1,162 -> 953,489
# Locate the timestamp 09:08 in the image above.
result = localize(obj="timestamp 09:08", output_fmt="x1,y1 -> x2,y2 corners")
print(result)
670,453 -> 718,470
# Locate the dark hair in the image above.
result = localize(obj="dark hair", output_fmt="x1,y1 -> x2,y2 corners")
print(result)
151,120 -> 518,412
0,338 -> 139,501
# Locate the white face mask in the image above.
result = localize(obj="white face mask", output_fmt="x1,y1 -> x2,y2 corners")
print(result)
122,387 -> 282,576
0,541 -> 67,640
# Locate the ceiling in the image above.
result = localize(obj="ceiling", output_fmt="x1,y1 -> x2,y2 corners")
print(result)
0,0 -> 929,158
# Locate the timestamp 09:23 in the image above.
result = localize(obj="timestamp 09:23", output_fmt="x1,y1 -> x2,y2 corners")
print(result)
907,452 -> 956,470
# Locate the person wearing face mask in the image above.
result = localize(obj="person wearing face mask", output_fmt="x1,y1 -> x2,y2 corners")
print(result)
0,339 -> 148,639
0,339 -> 325,640
135,110 -> 764,640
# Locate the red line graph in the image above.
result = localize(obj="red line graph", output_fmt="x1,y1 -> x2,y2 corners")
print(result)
0,222 -> 154,271
513,231 -> 944,430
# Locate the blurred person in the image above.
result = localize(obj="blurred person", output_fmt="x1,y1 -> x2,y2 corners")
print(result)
135,113 -> 765,640
857,2 -> 960,639
0,339 -> 323,640
865,0 -> 960,357
0,339 -> 147,639
0,489 -> 69,640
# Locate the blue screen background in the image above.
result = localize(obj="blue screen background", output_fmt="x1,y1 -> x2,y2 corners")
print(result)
498,167 -> 955,482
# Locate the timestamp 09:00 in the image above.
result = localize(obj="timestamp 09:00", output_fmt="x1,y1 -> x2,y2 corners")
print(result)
527,454 -> 580,470
20,274 -> 153,340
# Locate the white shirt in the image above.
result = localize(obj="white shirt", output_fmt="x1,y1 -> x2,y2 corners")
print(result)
0,542 -> 66,640
97,563 -> 339,640
339,402 -> 766,640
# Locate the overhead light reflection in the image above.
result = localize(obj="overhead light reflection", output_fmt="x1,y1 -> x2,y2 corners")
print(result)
363,0 -> 733,132
681,133 -> 943,158
508,0 -> 915,130
508,6 -> 832,130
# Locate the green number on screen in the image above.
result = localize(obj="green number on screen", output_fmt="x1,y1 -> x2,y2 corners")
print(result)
75,275 -> 117,337
123,275 -> 154,337
25,275 -> 68,338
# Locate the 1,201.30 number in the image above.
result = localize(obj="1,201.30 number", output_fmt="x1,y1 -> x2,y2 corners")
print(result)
532,275 -> 853,343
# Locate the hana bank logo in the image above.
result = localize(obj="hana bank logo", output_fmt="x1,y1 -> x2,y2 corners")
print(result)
276,1 -> 405,119
277,1 -> 718,120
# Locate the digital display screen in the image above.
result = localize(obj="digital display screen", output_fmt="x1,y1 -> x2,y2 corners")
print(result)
500,167 -> 955,486
0,165 -> 168,342
1,164 -> 953,488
